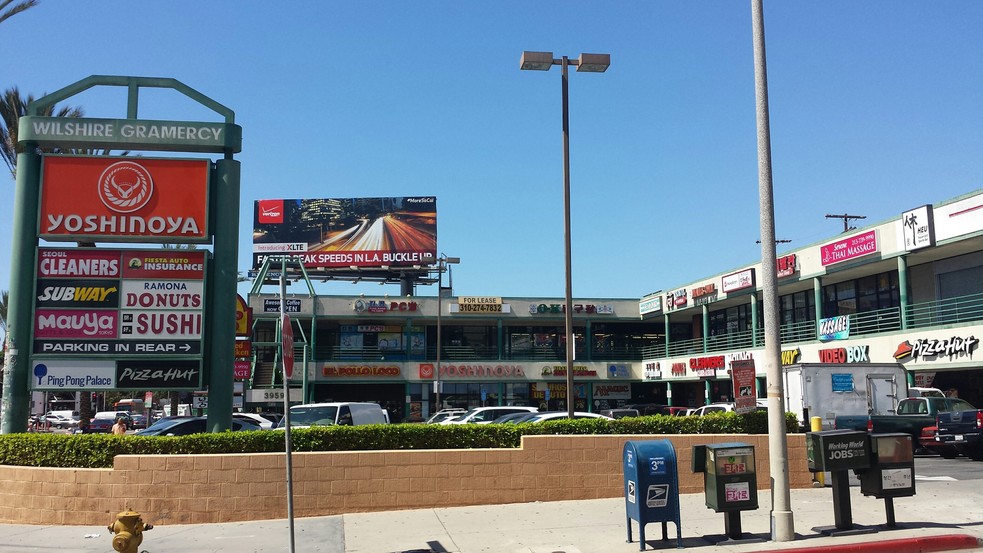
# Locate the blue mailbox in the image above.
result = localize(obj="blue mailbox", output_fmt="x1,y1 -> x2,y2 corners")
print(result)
623,440 -> 682,550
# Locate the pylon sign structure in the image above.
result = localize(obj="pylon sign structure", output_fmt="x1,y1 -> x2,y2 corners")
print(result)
1,76 -> 242,433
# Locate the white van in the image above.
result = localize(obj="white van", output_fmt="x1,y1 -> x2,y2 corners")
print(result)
283,402 -> 389,428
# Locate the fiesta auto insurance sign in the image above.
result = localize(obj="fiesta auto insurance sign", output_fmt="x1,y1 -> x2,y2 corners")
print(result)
39,156 -> 210,243
31,248 -> 206,390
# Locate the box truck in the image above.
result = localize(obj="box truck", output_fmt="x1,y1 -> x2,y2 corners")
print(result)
782,363 -> 908,431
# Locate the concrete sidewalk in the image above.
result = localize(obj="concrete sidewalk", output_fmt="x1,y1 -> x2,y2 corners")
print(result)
1,482 -> 981,552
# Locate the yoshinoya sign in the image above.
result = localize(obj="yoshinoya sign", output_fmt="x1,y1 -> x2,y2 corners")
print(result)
820,230 -> 878,266
39,156 -> 210,242
252,196 -> 436,269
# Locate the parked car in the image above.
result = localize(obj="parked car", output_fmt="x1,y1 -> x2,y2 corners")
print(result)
89,411 -> 132,433
135,416 -> 260,436
281,402 -> 389,428
936,406 -> 983,460
522,411 -> 614,423
599,408 -> 640,419
691,400 -> 768,416
918,425 -> 960,458
426,408 -> 467,424
626,404 -> 672,416
233,412 -> 276,429
42,411 -> 78,429
836,396 -> 975,454
440,406 -> 539,425
129,413 -> 148,430
491,412 -> 540,424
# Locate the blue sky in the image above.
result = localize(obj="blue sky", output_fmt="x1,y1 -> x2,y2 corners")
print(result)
2,2 -> 982,301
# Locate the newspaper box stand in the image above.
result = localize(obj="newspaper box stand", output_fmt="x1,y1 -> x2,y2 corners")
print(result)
623,440 -> 682,550
692,443 -> 758,541
858,433 -> 916,527
807,429 -> 872,535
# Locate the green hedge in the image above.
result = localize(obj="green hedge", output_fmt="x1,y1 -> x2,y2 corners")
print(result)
0,411 -> 800,469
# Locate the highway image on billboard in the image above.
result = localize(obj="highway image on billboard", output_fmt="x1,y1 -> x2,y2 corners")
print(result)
252,196 -> 436,269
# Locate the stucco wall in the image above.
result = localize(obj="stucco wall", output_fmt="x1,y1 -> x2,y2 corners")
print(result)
0,434 -> 810,526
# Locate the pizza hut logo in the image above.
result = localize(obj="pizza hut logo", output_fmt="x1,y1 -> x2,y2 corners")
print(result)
98,161 -> 154,213
258,199 -> 284,224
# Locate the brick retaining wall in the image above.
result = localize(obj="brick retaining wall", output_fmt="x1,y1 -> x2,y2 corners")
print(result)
0,434 -> 810,525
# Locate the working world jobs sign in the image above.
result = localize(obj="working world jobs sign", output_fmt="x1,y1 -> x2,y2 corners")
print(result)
30,248 -> 207,391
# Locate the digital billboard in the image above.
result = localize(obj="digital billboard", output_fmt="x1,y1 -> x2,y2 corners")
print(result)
252,197 -> 436,269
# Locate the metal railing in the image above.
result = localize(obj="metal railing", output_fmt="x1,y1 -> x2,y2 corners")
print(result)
302,293 -> 983,364
907,292 -> 983,329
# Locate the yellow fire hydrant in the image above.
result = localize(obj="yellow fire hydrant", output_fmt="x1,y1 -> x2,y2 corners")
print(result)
108,508 -> 153,553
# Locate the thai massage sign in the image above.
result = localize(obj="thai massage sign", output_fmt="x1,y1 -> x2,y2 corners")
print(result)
39,156 -> 210,243
820,230 -> 878,266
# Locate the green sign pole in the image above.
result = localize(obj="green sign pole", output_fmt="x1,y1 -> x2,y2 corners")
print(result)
0,147 -> 41,433
1,75 -> 242,435
205,158 -> 241,432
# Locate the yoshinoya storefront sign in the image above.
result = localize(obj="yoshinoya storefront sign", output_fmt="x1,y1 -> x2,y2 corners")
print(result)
418,363 -> 527,379
39,156 -> 210,243
820,230 -> 879,266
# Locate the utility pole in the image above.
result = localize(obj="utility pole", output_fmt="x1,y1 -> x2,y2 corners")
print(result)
825,213 -> 866,233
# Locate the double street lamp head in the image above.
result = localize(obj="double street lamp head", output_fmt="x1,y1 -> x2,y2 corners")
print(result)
519,51 -> 611,73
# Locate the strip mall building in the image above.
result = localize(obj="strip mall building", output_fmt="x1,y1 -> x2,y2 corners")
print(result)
244,188 -> 983,420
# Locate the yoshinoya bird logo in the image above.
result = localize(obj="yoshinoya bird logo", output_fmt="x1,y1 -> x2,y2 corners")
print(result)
98,161 -> 154,213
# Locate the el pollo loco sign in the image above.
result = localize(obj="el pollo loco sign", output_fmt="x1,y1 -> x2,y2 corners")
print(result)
40,156 -> 209,242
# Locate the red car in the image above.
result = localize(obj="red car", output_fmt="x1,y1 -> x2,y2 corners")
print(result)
919,425 -> 959,458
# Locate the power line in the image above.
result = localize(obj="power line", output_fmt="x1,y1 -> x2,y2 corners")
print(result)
825,213 -> 866,233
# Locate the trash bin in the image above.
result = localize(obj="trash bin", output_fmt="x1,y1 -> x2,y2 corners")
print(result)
623,440 -> 681,550
858,433 -> 915,527
806,429 -> 871,533
693,442 -> 758,541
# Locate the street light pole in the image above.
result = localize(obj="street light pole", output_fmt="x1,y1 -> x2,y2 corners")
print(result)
434,255 -> 459,415
520,51 -> 609,418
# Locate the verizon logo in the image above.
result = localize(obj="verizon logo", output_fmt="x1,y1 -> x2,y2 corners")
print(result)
257,200 -> 284,223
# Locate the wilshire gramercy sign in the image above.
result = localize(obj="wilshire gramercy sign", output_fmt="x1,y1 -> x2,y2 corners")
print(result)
19,116 -> 241,153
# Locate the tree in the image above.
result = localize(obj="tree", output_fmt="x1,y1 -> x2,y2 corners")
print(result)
0,87 -> 85,180
0,0 -> 38,26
